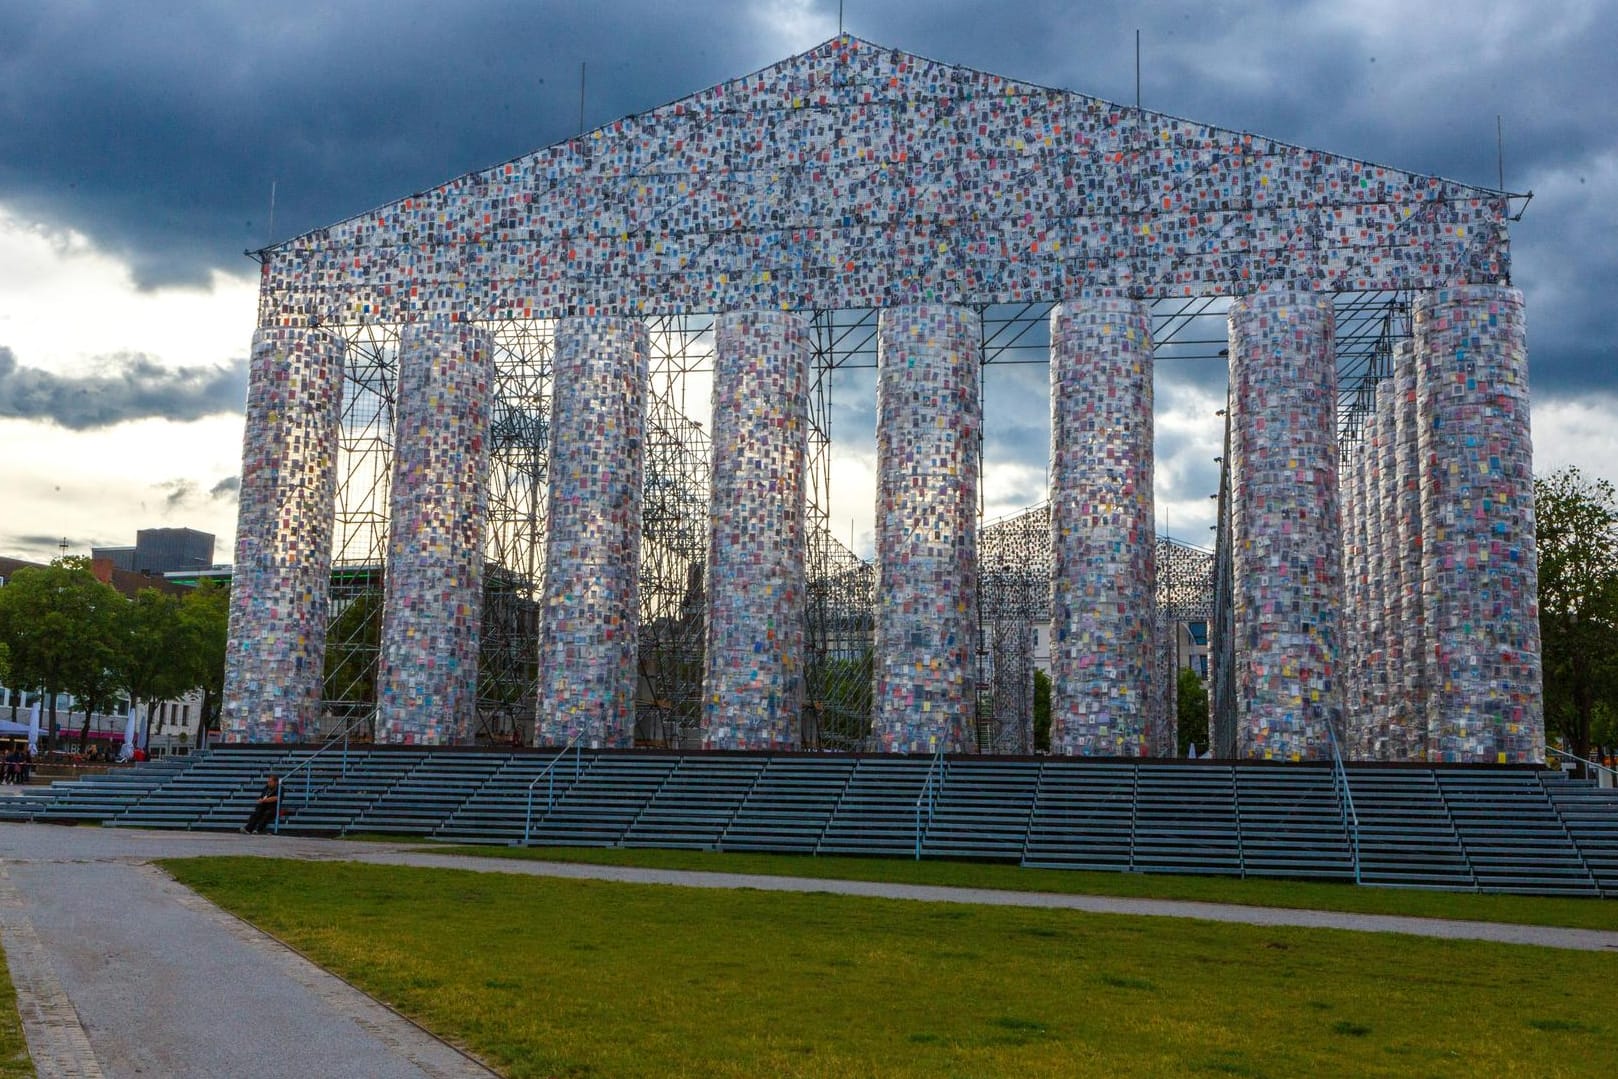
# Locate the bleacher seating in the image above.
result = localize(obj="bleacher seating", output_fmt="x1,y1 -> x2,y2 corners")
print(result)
2,746 -> 1614,898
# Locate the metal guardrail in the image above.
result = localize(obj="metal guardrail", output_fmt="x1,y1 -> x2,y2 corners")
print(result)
1324,723 -> 1362,885
271,712 -> 377,835
913,748 -> 947,860
1546,745 -> 1618,785
522,733 -> 586,846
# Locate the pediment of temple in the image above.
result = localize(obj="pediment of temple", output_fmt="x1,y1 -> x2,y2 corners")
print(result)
260,34 -> 1510,326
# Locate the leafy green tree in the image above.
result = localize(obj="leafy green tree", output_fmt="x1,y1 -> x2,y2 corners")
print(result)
179,581 -> 230,746
69,662 -> 123,755
0,557 -> 122,748
110,589 -> 198,750
811,651 -> 874,748
1176,667 -> 1210,757
325,588 -> 383,726
1535,466 -> 1618,765
1033,668 -> 1051,752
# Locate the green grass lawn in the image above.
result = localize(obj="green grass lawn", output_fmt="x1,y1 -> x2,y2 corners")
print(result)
0,944 -> 33,1078
165,857 -> 1613,1078
423,843 -> 1618,932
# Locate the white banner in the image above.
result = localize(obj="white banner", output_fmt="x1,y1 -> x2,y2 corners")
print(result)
120,704 -> 139,761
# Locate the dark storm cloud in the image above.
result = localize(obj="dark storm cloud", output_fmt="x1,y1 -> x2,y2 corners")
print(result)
1,0 -> 1612,393
0,0 -> 809,288
7,534 -> 64,551
209,476 -> 240,500
0,346 -> 246,429
158,478 -> 197,510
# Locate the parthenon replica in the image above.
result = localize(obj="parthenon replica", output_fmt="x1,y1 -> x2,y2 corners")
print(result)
222,35 -> 1539,764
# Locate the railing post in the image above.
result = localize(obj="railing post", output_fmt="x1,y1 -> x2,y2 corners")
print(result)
522,731 -> 587,847
914,748 -> 943,862
1324,723 -> 1361,885
1547,745 -> 1618,786
268,710 -> 375,837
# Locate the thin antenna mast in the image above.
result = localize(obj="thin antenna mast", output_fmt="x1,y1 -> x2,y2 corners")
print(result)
1135,29 -> 1141,112
839,0 -> 844,34
266,180 -> 277,247
578,62 -> 587,135
1497,114 -> 1505,192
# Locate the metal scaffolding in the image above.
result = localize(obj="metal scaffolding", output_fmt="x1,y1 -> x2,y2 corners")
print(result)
975,499 -> 1214,755
313,297 -> 1382,750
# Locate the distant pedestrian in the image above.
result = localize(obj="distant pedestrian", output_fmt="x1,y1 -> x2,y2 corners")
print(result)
241,775 -> 281,834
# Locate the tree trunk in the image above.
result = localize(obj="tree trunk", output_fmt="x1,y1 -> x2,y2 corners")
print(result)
200,687 -> 219,747
46,691 -> 58,751
1571,643 -> 1595,771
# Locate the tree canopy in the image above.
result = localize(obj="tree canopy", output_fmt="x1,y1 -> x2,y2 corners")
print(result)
1535,466 -> 1618,766
179,581 -> 230,744
0,558 -> 229,751
1176,667 -> 1210,757
112,589 -> 200,746
0,557 -> 122,741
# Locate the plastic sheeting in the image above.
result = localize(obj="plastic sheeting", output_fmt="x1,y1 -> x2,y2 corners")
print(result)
222,327 -> 344,743
377,321 -> 494,745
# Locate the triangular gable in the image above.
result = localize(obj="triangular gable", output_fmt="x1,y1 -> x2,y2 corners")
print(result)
260,35 -> 1509,327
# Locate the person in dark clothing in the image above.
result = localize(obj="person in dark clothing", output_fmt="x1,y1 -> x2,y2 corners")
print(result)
242,775 -> 281,834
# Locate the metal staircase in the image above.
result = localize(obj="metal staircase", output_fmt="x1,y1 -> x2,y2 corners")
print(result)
4,747 -> 1614,897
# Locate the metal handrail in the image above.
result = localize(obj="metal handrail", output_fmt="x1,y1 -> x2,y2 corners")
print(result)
272,711 -> 376,835
913,748 -> 947,861
1324,723 -> 1362,885
1546,745 -> 1618,784
522,732 -> 586,846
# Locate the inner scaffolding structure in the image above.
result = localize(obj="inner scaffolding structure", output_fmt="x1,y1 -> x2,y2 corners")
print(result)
977,500 -> 1215,755
312,297 -> 1394,749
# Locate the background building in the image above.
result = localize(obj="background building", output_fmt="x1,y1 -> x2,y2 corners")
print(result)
93,528 -> 215,575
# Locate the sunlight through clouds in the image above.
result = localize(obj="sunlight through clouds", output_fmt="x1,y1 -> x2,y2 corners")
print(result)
0,203 -> 255,560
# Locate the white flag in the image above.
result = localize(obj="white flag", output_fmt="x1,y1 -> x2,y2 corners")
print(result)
120,704 -> 139,761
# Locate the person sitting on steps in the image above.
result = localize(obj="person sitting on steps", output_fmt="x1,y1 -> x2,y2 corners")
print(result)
241,775 -> 281,834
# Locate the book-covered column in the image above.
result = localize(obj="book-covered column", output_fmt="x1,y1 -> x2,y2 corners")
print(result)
1391,341 -> 1427,759
222,326 -> 344,742
1416,285 -> 1542,762
376,320 -> 494,744
535,317 -> 648,748
873,305 -> 980,753
1359,392 -> 1388,757
1048,297 -> 1156,756
1341,421 -> 1369,756
1374,379 -> 1402,759
703,311 -> 809,750
1228,291 -> 1342,760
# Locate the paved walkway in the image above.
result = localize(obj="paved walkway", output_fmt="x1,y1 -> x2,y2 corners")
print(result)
0,824 -> 1614,1076
0,826 -> 496,1078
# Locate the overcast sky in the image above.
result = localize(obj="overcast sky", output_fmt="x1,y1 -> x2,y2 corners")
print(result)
1,0 -> 1615,564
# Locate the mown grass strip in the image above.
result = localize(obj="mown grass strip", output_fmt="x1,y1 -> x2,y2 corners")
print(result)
0,944 -> 33,1078
166,857 -> 1610,1079
421,843 -> 1618,931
